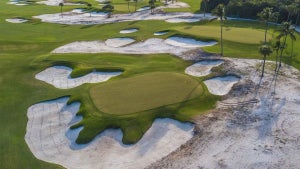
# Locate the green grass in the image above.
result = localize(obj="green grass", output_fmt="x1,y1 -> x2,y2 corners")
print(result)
1,0 -> 300,168
90,72 -> 203,114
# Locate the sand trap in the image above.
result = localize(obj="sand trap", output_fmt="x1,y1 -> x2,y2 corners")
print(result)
36,0 -> 80,6
148,58 -> 300,169
204,75 -> 240,96
137,6 -> 150,12
165,37 -> 217,48
154,31 -> 168,36
165,18 -> 200,23
105,38 -> 135,47
25,97 -> 194,169
35,66 -> 122,89
5,18 -> 28,23
161,1 -> 190,8
34,11 -> 215,25
52,38 -> 212,57
185,60 -> 224,77
120,28 -> 139,34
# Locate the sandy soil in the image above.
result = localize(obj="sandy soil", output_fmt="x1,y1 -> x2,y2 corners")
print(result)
25,97 -> 194,169
35,66 -> 122,89
147,58 -> 300,169
52,38 -> 216,57
5,18 -> 28,23
33,10 -> 215,25
185,60 -> 224,77
204,75 -> 240,96
154,31 -> 168,36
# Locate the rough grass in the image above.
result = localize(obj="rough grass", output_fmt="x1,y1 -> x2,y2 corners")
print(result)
90,72 -> 203,114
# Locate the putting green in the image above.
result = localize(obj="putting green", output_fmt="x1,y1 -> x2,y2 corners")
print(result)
90,72 -> 203,115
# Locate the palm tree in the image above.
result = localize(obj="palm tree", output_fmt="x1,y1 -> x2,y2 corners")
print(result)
212,4 -> 226,56
102,4 -> 114,18
59,2 -> 64,18
202,0 -> 209,17
259,44 -> 273,77
277,22 -> 296,69
258,7 -> 278,44
272,40 -> 281,71
86,3 -> 92,17
125,0 -> 131,12
149,0 -> 155,14
134,0 -> 138,11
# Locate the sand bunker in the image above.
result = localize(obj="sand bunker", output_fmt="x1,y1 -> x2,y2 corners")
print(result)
154,31 -> 168,36
25,97 -> 194,169
204,75 -> 240,96
36,0 -> 80,6
105,38 -> 135,47
120,28 -> 138,34
35,66 -> 122,89
52,38 -> 214,57
6,18 -> 28,23
165,37 -> 217,48
165,18 -> 200,23
161,1 -> 190,8
147,58 -> 300,169
185,60 -> 224,77
137,6 -> 150,12
34,11 -> 215,25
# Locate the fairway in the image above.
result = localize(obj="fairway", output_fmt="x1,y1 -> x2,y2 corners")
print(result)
90,72 -> 203,114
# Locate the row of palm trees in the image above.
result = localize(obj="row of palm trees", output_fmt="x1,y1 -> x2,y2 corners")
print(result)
212,3 -> 297,77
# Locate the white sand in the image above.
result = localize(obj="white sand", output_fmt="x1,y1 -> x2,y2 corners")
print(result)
294,25 -> 300,33
185,60 -> 224,77
36,0 -> 79,6
35,66 -> 122,89
164,37 -> 217,48
204,75 -> 240,96
120,28 -> 138,34
34,11 -> 215,25
137,6 -> 150,12
52,38 -> 216,57
105,38 -> 135,47
147,58 -> 300,169
25,97 -> 194,169
5,18 -> 28,23
154,31 -> 168,35
165,18 -> 200,23
161,1 -> 190,8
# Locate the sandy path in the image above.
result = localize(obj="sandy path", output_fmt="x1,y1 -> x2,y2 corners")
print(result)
25,97 -> 194,169
147,58 -> 300,169
185,60 -> 224,77
35,66 -> 122,89
52,38 -> 216,57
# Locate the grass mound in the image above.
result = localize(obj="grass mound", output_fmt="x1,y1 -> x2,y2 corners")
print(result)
90,72 -> 203,115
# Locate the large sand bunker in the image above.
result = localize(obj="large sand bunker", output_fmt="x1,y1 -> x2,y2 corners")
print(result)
25,97 -> 194,169
104,38 -> 135,47
33,11 -> 215,25
52,38 -> 216,57
204,75 -> 240,96
165,37 -> 217,48
35,66 -> 122,89
185,60 -> 224,77
119,28 -> 139,34
147,58 -> 300,169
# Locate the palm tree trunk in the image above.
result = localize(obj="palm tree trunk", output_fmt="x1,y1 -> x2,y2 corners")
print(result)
220,19 -> 223,56
264,22 -> 268,44
128,2 -> 130,12
275,50 -> 279,72
296,12 -> 299,25
261,54 -> 266,77
279,35 -> 288,68
291,39 -> 294,57
204,1 -> 206,17
135,1 -> 137,11
60,6 -> 63,18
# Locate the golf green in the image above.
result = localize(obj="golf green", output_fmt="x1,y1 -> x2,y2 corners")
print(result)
90,72 -> 203,115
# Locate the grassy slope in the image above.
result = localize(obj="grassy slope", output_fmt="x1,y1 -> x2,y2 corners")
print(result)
1,0 -> 300,168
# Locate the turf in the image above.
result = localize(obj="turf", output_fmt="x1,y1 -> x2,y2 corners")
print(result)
90,72 -> 203,114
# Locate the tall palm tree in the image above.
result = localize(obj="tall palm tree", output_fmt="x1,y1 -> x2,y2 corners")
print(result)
277,22 -> 296,69
59,2 -> 64,18
258,7 -> 278,44
272,40 -> 281,72
125,0 -> 131,12
202,0 -> 209,17
149,0 -> 155,14
259,44 -> 273,77
212,4 -> 226,56
86,3 -> 92,17
134,0 -> 138,11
